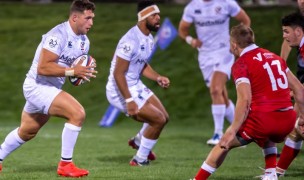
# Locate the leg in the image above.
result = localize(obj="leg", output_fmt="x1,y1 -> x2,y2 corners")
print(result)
260,141 -> 278,179
130,94 -> 169,165
276,128 -> 303,176
207,71 -> 228,145
223,87 -> 235,123
48,91 -> 88,177
0,111 -> 49,170
194,136 -> 242,180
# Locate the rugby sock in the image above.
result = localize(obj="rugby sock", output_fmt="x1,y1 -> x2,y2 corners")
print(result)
61,123 -> 81,162
0,127 -> 25,161
134,123 -> 149,146
224,100 -> 235,123
263,147 -> 277,169
195,161 -> 216,180
211,104 -> 226,135
277,138 -> 302,173
136,136 -> 157,161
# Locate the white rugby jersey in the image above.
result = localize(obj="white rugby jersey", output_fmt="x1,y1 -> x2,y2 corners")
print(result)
182,0 -> 241,52
106,25 -> 155,91
26,21 -> 90,88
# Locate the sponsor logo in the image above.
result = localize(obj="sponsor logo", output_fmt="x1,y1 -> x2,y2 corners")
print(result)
141,45 -> 145,51
215,6 -> 222,14
59,55 -> 76,65
196,19 -> 225,27
135,59 -> 146,64
194,9 -> 201,14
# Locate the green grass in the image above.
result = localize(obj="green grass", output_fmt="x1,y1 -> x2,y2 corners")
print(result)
0,2 -> 303,179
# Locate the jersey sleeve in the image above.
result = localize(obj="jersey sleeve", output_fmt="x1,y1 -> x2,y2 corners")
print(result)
227,0 -> 241,17
232,58 -> 250,86
42,33 -> 64,56
181,3 -> 194,23
116,39 -> 137,62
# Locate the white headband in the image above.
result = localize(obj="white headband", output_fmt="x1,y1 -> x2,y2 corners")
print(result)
137,5 -> 160,22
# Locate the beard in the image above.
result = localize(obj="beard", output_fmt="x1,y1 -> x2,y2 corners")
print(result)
146,21 -> 159,32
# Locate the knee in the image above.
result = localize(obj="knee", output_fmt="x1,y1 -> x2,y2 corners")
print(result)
210,85 -> 222,97
155,112 -> 169,128
18,128 -> 38,141
70,107 -> 86,126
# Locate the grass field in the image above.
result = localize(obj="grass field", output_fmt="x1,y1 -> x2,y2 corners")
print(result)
0,2 -> 303,180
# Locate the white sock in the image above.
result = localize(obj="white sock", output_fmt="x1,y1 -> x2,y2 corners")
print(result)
225,100 -> 235,123
211,104 -> 226,135
61,123 -> 81,162
134,123 -> 149,146
201,161 -> 216,174
0,127 -> 25,161
136,136 -> 157,161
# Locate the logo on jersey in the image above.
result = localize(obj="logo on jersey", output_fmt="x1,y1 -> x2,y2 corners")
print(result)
263,52 -> 274,59
68,41 -> 72,48
80,41 -> 85,51
123,45 -> 131,53
135,59 -> 146,64
196,19 -> 225,27
141,45 -> 145,51
194,9 -> 201,14
46,36 -> 59,48
253,53 -> 263,61
215,7 -> 222,14
59,55 -> 76,66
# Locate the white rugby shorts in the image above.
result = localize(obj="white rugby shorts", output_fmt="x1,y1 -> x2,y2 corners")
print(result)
23,77 -> 62,114
106,81 -> 154,114
198,48 -> 234,87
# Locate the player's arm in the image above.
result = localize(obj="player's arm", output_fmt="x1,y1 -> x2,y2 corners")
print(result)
114,56 -> 139,115
220,82 -> 251,149
178,20 -> 202,48
280,39 -> 292,61
233,9 -> 251,27
38,48 -> 95,78
287,70 -> 304,113
142,64 -> 170,88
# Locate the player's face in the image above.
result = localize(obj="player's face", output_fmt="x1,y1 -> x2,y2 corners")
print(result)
74,10 -> 95,35
229,38 -> 239,57
282,26 -> 300,47
298,0 -> 304,14
146,13 -> 161,32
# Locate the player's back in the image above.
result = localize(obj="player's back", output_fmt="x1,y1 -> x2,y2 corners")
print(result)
232,46 -> 292,112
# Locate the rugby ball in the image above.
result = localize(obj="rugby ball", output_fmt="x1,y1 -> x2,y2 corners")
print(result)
68,54 -> 95,86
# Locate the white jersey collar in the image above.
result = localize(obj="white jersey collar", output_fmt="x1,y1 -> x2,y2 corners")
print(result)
240,44 -> 259,57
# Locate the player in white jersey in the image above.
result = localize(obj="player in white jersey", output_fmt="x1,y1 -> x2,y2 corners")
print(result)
106,0 -> 170,166
178,0 -> 251,145
0,0 -> 97,177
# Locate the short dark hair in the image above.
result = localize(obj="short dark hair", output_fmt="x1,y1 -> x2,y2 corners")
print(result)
137,0 -> 155,13
230,24 -> 255,48
70,0 -> 95,15
282,12 -> 304,29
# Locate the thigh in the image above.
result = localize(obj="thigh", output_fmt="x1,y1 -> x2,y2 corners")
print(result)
48,91 -> 84,120
146,94 -> 169,119
19,111 -> 49,140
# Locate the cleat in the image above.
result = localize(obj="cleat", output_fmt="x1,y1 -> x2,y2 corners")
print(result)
128,137 -> 156,161
57,161 -> 89,177
0,163 -> 2,172
256,168 -> 278,180
129,158 -> 150,166
206,133 -> 222,146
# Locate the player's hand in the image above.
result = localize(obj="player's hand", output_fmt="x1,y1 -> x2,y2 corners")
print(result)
297,116 -> 304,135
157,76 -> 170,88
219,127 -> 236,150
190,38 -> 202,48
74,59 -> 98,81
126,101 -> 139,117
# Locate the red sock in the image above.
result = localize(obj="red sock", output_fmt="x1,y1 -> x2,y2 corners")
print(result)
277,145 -> 300,170
265,153 -> 277,169
195,168 -> 211,180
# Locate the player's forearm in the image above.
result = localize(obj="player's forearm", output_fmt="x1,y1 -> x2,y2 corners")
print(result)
37,62 -> 66,77
230,99 -> 250,133
114,73 -> 132,99
142,64 -> 160,81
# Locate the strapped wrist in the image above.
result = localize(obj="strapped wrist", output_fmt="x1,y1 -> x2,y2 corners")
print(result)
65,68 -> 74,76
125,97 -> 134,103
185,35 -> 193,45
